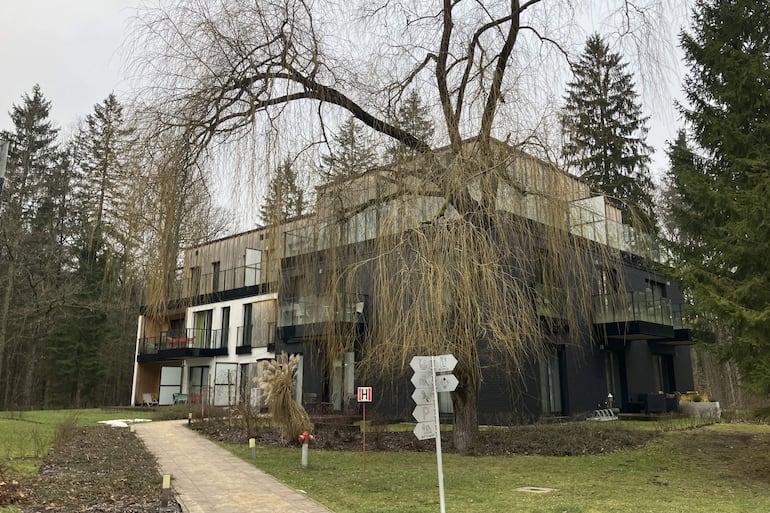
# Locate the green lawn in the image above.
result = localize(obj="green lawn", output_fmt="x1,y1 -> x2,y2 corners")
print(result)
0,409 -> 154,476
226,422 -> 770,513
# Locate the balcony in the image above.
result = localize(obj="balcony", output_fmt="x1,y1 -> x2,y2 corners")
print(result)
277,294 -> 366,339
144,263 -> 271,308
236,322 -> 275,354
594,292 -> 675,340
137,328 -> 228,361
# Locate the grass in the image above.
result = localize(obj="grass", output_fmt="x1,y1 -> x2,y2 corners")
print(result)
225,421 -> 770,513
0,408 -> 159,477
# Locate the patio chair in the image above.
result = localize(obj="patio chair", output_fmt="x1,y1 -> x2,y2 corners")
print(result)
142,393 -> 159,407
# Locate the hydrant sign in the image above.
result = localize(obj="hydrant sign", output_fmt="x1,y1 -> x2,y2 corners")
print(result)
357,386 -> 373,402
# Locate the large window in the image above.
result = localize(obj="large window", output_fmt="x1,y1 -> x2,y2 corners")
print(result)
221,307 -> 230,348
214,363 -> 238,406
158,366 -> 182,406
244,248 -> 262,286
189,366 -> 209,404
190,266 -> 201,295
193,310 -> 212,348
539,348 -> 563,415
347,208 -> 377,244
242,303 -> 253,346
212,261 -> 221,292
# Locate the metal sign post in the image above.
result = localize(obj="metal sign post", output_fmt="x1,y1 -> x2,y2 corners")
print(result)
410,354 -> 457,513
357,386 -> 373,470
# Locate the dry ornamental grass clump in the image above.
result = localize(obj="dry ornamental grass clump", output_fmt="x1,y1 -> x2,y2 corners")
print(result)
258,353 -> 313,441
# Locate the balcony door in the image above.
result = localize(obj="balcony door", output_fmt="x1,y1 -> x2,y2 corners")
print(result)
244,248 -> 262,286
193,310 -> 212,348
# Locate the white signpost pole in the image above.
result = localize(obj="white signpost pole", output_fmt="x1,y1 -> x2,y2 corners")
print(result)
410,354 -> 457,513
431,357 -> 447,513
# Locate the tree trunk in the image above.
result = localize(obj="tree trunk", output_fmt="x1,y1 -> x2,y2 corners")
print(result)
451,372 -> 479,455
0,260 -> 15,409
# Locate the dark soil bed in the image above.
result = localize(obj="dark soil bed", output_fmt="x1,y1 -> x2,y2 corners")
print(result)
192,418 -> 659,456
19,425 -> 168,513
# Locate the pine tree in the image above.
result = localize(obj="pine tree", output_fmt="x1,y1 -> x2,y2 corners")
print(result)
320,117 -> 379,181
666,0 -> 770,392
386,90 -> 435,162
259,158 -> 307,224
71,93 -> 134,259
561,33 -> 655,230
0,85 -> 70,407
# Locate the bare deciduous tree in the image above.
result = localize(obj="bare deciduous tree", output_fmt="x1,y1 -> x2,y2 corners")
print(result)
130,0 -> 677,453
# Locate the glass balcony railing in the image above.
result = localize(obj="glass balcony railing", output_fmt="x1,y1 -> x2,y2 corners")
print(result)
139,328 -> 225,354
236,322 -> 275,349
594,292 -> 673,326
278,294 -> 367,327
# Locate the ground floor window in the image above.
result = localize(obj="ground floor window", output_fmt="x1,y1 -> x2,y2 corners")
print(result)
214,363 -> 238,406
159,366 -> 182,406
240,363 -> 264,409
189,366 -> 210,403
653,354 -> 676,394
539,348 -> 562,415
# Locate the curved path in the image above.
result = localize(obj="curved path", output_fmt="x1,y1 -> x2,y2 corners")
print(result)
134,419 -> 334,513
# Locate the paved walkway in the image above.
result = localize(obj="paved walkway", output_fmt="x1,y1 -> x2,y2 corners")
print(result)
134,420 -> 334,513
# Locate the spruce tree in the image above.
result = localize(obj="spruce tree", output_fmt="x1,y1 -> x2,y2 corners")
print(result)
386,90 -> 435,163
259,158 -> 307,224
561,33 -> 655,230
0,85 -> 70,407
320,116 -> 379,182
666,0 -> 770,392
71,93 -> 134,258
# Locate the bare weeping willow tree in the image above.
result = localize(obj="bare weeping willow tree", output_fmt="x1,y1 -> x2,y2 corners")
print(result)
258,353 -> 313,439
128,0 -> 679,453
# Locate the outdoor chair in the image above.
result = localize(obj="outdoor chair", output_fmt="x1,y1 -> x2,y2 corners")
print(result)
142,393 -> 159,407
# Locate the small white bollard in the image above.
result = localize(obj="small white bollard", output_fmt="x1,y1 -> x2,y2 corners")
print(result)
298,431 -> 313,468
249,438 -> 256,459
301,442 -> 309,468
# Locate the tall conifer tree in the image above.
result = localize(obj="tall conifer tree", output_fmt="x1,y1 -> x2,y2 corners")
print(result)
386,90 -> 435,163
561,33 -> 655,230
320,117 -> 379,182
260,158 -> 307,224
666,0 -> 770,392
0,85 -> 70,407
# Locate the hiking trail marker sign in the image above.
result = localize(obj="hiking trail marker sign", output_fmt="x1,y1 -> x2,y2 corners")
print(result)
409,354 -> 457,513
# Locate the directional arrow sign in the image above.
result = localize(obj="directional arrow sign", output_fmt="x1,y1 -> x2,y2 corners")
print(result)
433,354 -> 458,373
435,374 -> 459,393
413,421 -> 437,441
412,404 -> 436,423
410,356 -> 434,372
411,388 -> 434,405
410,371 -> 434,389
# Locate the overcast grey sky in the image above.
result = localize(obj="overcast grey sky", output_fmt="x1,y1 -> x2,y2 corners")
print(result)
0,0 -> 139,133
0,0 -> 688,181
